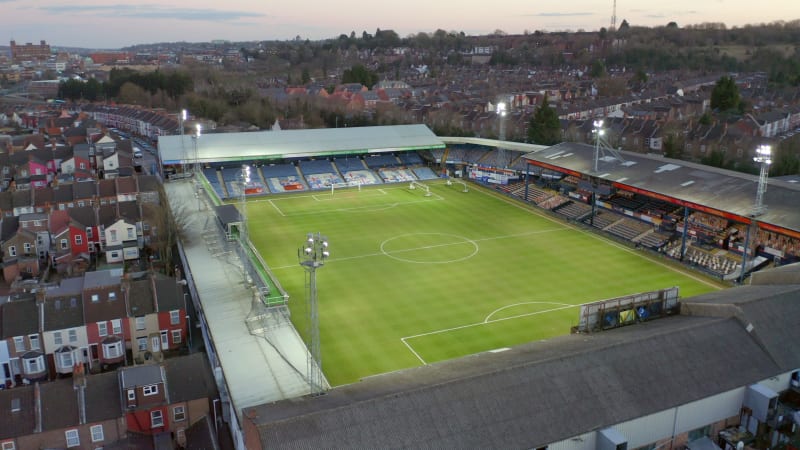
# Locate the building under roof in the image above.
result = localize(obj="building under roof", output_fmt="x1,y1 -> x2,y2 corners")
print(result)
243,264 -> 800,449
521,142 -> 800,237
157,124 -> 445,166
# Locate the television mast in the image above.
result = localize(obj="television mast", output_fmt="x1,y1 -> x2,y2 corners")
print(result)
610,0 -> 617,31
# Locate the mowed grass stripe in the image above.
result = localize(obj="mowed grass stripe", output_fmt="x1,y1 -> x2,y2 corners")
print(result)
244,182 -> 722,385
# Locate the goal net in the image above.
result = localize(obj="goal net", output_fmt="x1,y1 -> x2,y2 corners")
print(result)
409,180 -> 432,197
331,180 -> 362,194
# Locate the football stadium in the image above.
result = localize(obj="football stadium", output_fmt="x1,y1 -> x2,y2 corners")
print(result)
159,125 -> 800,449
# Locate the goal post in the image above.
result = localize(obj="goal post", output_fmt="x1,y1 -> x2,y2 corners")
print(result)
446,178 -> 469,193
409,180 -> 431,197
331,180 -> 362,194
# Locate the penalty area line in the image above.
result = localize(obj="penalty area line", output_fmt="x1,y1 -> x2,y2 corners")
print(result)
400,337 -> 427,365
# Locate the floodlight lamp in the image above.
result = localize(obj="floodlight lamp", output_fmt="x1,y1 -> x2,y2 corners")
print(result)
196,124 -> 202,137
766,159 -> 772,165
593,119 -> 604,128
598,130 -> 605,136
322,241 -> 328,248
181,109 -> 187,121
496,102 -> 506,114
305,247 -> 312,254
756,145 -> 771,157
322,251 -> 330,258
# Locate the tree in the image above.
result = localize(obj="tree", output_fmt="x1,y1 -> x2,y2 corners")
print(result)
710,76 -> 740,111
341,64 -> 378,88
590,60 -> 607,78
528,96 -> 561,145
618,19 -> 630,31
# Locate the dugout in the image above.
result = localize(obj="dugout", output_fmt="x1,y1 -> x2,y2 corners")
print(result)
215,204 -> 243,240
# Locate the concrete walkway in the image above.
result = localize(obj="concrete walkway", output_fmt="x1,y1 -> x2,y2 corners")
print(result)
165,179 -> 313,418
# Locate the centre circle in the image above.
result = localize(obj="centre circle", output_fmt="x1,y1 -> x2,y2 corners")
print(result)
380,233 -> 479,264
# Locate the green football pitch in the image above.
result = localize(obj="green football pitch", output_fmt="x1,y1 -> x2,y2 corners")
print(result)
243,181 -> 724,386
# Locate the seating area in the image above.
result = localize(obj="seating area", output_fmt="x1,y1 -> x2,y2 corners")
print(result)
412,167 -> 439,180
636,231 -> 673,250
398,152 -> 423,165
300,159 -> 337,175
202,167 -> 228,199
587,210 -> 623,229
267,175 -> 306,193
554,201 -> 593,220
364,154 -> 400,168
664,243 -> 741,277
605,218 -> 652,241
537,195 -> 568,210
335,157 -> 366,172
378,167 -> 417,183
343,170 -> 381,185
462,148 -> 490,164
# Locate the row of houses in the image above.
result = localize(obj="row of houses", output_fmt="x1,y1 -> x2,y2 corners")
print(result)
0,268 -> 188,387
0,352 -> 216,449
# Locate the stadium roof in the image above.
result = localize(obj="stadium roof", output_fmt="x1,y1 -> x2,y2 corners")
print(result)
158,124 -> 444,165
246,265 -> 800,449
521,142 -> 800,236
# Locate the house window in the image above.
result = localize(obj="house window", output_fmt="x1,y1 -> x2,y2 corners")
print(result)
13,336 -> 25,352
111,319 -> 121,334
79,162 -> 86,169
90,424 -> 104,443
23,243 -> 31,254
77,201 -> 85,207
109,292 -> 117,301
91,294 -> 99,302
2,441 -> 16,450
74,235 -> 82,246
33,220 -> 41,226
171,330 -> 182,345
110,230 -> 117,241
24,355 -> 44,373
60,239 -> 68,249
136,316 -> 146,330
98,322 -> 108,337
65,429 -> 80,448
29,334 -> 40,350
151,409 -> 164,428
143,384 -> 159,396
127,389 -> 135,401
86,228 -> 93,238
59,350 -> 74,369
59,204 -> 66,210
8,246 -> 16,257
173,405 -> 186,421
68,328 -> 77,343
160,330 -> 169,349
54,331 -> 63,345
170,310 -> 180,325
127,228 -> 135,239
137,337 -> 148,351
102,340 -> 123,359
111,251 -> 120,259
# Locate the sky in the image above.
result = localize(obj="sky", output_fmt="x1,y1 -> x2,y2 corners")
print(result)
1,0 -> 797,49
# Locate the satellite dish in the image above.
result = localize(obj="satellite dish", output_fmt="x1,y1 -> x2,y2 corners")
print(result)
737,441 -> 744,450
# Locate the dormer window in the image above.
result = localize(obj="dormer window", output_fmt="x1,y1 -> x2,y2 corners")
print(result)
143,384 -> 159,396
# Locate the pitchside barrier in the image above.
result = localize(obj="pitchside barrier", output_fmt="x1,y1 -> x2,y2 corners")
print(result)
574,286 -> 680,333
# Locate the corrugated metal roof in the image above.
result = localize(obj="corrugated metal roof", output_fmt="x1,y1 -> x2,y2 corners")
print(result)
158,124 -> 445,165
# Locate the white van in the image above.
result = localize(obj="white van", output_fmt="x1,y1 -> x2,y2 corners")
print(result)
133,147 -> 143,158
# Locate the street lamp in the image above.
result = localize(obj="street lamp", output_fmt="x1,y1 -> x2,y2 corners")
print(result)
298,232 -> 330,396
593,119 -> 605,173
752,144 -> 771,217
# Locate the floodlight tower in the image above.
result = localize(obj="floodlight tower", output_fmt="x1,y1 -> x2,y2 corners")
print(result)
193,124 -> 202,176
179,109 -> 187,173
298,232 -> 330,396
496,101 -> 507,167
593,119 -> 605,173
239,165 -> 251,242
752,144 -> 772,217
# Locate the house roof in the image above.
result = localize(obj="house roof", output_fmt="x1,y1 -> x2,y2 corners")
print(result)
39,379 -> 80,432
0,384 -> 35,440
83,268 -> 123,290
120,364 -> 164,389
43,277 -> 85,331
154,276 -> 183,311
157,125 -> 445,165
0,296 -> 39,338
84,371 -> 123,423
128,279 -> 155,316
164,353 -> 217,403
248,274 -> 800,449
